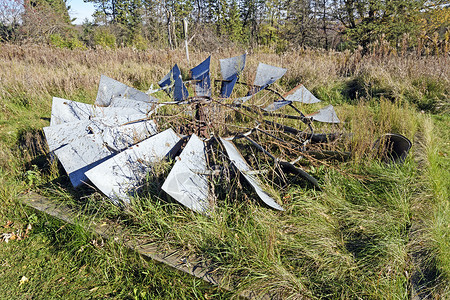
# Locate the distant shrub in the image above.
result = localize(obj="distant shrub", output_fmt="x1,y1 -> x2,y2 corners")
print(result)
129,34 -> 147,50
93,28 -> 116,49
407,77 -> 449,112
49,33 -> 87,50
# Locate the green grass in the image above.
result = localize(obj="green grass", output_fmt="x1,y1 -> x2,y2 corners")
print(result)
422,115 -> 450,294
0,213 -> 231,299
0,44 -> 448,298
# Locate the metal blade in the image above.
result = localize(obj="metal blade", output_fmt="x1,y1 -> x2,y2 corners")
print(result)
219,54 -> 246,98
190,56 -> 211,97
108,97 -> 161,112
308,105 -> 341,123
284,84 -> 321,104
50,97 -> 150,126
249,63 -> 287,95
95,75 -> 154,107
233,95 -> 253,104
264,100 -> 291,112
44,114 -> 150,152
52,120 -> 158,187
54,139 -> 115,188
158,64 -> 189,101
50,97 -> 92,126
264,85 -> 320,111
162,134 -> 210,213
219,138 -> 284,211
85,128 -> 182,204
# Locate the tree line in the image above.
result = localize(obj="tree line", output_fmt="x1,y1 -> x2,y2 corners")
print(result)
1,0 -> 449,54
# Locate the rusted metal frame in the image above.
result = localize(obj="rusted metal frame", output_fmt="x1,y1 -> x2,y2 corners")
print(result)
229,101 -> 314,144
229,128 -> 283,171
241,135 -> 277,161
262,120 -> 341,145
228,130 -> 320,189
229,80 -> 312,125
263,119 -> 301,135
254,127 -> 296,149
194,102 -> 208,137
237,126 -> 302,158
278,161 -> 321,189
237,103 -> 302,120
159,95 -> 212,105
234,103 -> 310,135
243,132 -> 320,188
210,99 -> 263,125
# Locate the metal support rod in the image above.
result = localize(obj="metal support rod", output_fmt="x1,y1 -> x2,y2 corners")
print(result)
255,127 -> 295,147
263,119 -> 300,135
228,131 -> 321,189
242,135 -> 276,161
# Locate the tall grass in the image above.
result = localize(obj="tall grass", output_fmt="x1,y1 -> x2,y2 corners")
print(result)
411,115 -> 450,297
0,44 -> 448,298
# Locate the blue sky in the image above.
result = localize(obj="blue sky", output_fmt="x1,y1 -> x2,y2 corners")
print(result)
67,0 -> 96,24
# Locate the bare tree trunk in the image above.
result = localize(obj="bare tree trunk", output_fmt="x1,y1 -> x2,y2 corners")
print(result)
166,8 -> 173,49
322,1 -> 328,49
183,18 -> 189,63
172,14 -> 177,48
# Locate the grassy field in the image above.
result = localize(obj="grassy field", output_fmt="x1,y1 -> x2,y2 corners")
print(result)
0,44 -> 448,299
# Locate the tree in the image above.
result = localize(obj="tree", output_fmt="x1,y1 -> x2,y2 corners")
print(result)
115,0 -> 143,34
0,0 -> 23,42
417,3 -> 450,55
331,0 -> 425,50
21,0 -> 73,42
241,0 -> 263,44
228,0 -> 243,42
86,0 -> 117,24
283,0 -> 320,47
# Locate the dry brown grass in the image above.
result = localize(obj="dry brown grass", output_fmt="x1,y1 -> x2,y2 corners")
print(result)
1,44 -> 448,97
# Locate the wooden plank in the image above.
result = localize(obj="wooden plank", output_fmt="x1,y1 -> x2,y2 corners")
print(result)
20,192 -> 274,299
20,192 -> 226,288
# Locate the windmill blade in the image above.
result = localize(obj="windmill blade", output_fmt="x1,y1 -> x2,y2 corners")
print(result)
108,97 -> 161,112
248,63 -> 287,96
44,114 -> 150,152
50,97 -> 92,126
219,138 -> 284,211
50,97 -> 151,126
308,105 -> 340,123
264,100 -> 292,112
158,64 -> 189,101
264,84 -> 321,111
190,56 -> 211,97
285,84 -> 321,104
233,95 -> 253,104
52,120 -> 158,187
85,128 -> 182,204
54,139 -> 116,188
95,75 -> 155,107
162,134 -> 210,213
219,54 -> 246,98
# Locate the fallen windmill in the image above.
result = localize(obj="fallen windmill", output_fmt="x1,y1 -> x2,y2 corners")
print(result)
43,54 -> 412,213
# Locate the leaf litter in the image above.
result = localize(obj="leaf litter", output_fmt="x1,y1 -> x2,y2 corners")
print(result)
0,220 -> 32,243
